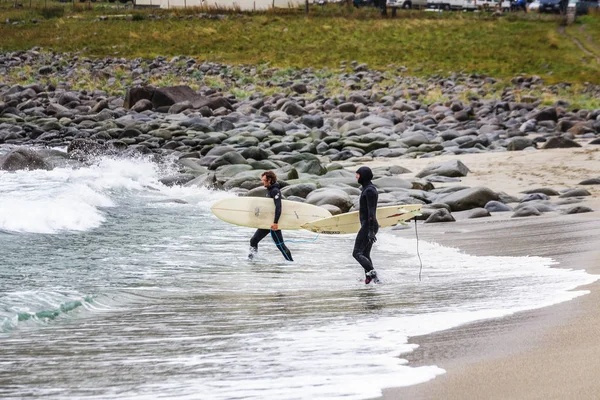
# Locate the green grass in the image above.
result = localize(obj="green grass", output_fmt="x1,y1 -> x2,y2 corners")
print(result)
1,4 -> 600,84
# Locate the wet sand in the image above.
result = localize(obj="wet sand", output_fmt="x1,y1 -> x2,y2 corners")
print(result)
363,147 -> 600,399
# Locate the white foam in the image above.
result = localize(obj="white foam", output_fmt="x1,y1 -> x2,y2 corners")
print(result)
0,155 -> 228,234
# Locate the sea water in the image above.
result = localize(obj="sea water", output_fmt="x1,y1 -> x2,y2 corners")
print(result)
0,149 -> 597,399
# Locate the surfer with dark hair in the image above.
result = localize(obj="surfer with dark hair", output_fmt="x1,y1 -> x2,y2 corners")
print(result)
248,171 -> 294,261
354,166 -> 380,284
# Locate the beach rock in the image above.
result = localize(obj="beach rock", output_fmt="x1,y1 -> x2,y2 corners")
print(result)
389,165 -> 412,174
534,107 -> 558,122
152,85 -> 197,109
124,86 -> 155,109
159,174 -> 196,187
507,137 -> 534,151
372,177 -> 412,190
320,204 -> 342,215
424,208 -> 455,223
542,136 -> 581,149
305,189 -> 353,213
520,187 -> 560,196
520,193 -> 549,202
416,159 -> 470,178
467,208 -> 491,218
439,187 -> 499,212
515,200 -> 557,213
559,188 -> 591,198
484,200 -> 513,212
131,99 -> 153,112
511,205 -> 541,218
579,178 -> 600,185
209,151 -> 248,170
185,172 -> 217,189
281,183 -> 317,199
564,206 -> 593,214
0,148 -> 49,171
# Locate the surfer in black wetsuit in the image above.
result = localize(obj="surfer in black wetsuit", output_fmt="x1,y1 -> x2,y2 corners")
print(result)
248,171 -> 293,262
354,166 -> 380,284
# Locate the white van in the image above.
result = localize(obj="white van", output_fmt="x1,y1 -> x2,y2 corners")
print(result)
427,0 -> 473,9
388,0 -> 428,9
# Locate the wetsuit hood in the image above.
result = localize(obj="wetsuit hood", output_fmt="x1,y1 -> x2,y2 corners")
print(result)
356,166 -> 373,186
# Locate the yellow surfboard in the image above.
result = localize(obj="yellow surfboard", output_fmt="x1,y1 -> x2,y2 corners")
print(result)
301,204 -> 422,235
211,197 -> 332,230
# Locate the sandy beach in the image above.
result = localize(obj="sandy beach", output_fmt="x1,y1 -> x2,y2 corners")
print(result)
361,147 -> 600,399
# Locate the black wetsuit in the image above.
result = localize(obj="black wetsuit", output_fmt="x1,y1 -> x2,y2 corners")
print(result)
249,182 -> 293,261
353,167 -> 379,275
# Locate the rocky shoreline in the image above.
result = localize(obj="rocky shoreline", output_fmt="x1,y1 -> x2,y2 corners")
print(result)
1,49 -> 599,221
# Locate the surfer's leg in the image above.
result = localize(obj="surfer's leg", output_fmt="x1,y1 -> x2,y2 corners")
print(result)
353,226 -> 379,283
249,229 -> 270,259
353,226 -> 373,273
270,230 -> 293,261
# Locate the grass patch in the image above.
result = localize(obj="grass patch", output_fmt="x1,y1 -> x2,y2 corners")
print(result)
1,6 -> 600,83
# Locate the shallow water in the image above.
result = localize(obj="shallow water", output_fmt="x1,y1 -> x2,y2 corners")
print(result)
0,152 -> 596,399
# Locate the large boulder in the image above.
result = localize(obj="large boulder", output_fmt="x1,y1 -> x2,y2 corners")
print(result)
281,183 -> 318,199
542,136 -> 581,149
124,86 -> 155,109
152,86 -> 197,109
209,151 -> 247,170
305,188 -> 354,213
372,177 -> 412,190
439,187 -> 500,212
416,159 -> 471,178
0,148 -> 49,171
192,96 -> 233,111
424,208 -> 456,223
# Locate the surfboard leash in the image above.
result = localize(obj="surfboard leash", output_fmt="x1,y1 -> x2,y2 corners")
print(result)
270,230 -> 321,245
270,230 -> 320,262
414,219 -> 424,281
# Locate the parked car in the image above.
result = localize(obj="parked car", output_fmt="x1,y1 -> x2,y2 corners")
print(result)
539,0 -> 562,12
569,0 -> 599,13
528,0 -> 541,11
426,0 -> 466,10
388,0 -> 428,8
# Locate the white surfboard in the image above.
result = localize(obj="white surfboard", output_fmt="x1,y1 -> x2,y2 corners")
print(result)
301,204 -> 422,235
211,197 -> 332,230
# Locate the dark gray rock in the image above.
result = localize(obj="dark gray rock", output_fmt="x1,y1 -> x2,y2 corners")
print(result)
281,101 -> 307,116
124,86 -> 155,109
209,151 -> 247,170
484,200 -> 513,212
131,99 -> 153,112
467,208 -> 491,218
159,174 -> 196,187
240,146 -> 271,161
507,137 -> 534,151
291,83 -> 307,94
281,183 -> 317,198
542,136 -> 582,149
301,114 -> 324,129
520,187 -> 559,196
515,200 -> 557,213
559,188 -> 591,198
192,96 -> 233,111
0,148 -> 49,171
520,193 -> 549,202
305,189 -> 354,213
439,187 -> 499,212
416,159 -> 470,178
511,206 -> 541,218
564,206 -> 593,214
152,85 -> 196,109
424,208 -> 455,223
579,178 -> 600,185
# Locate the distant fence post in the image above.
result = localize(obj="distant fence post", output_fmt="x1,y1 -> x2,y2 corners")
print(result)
305,0 -> 308,15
